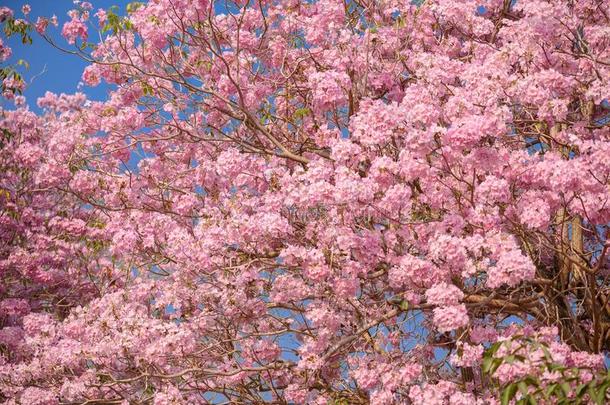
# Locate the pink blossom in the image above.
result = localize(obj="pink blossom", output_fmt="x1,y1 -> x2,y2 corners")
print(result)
82,65 -> 101,86
432,304 -> 469,333
35,17 -> 49,34
95,8 -> 107,26
62,18 -> 88,45
0,38 -> 12,61
0,298 -> 30,317
494,361 -> 533,384
284,385 -> 308,403
19,387 -> 58,405
0,1 -> 609,403
0,7 -> 13,22
451,342 -> 484,367
425,283 -> 464,306
308,70 -> 350,113
487,248 -> 536,289
390,254 -> 437,289
569,351 -> 604,369
14,95 -> 26,107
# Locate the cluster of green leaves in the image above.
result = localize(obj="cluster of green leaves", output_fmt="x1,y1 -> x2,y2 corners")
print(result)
1,14 -> 31,95
101,3 -> 143,35
2,16 -> 32,45
0,127 -> 14,150
482,337 -> 610,405
293,107 -> 311,121
0,66 -> 24,95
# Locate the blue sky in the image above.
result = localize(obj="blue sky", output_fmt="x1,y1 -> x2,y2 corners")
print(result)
3,0 -> 132,110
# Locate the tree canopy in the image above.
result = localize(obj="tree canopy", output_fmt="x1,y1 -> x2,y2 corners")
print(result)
1,0 -> 610,404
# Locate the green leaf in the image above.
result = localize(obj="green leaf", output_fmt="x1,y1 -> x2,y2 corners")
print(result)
518,381 -> 530,395
126,2 -> 144,13
293,107 -> 310,120
559,382 -> 571,397
488,341 -> 503,356
501,384 -> 518,405
545,384 -> 558,399
16,59 -> 29,69
540,345 -> 553,362
141,82 -> 153,96
549,364 -> 567,372
588,386 -> 603,405
523,376 -> 539,387
574,383 -> 588,398
482,356 -> 503,375
594,381 -> 609,404
482,357 -> 493,374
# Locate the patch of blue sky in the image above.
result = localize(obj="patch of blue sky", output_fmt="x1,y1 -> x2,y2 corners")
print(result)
202,391 -> 229,403
214,0 -> 240,15
116,140 -> 155,173
4,0 -> 134,112
194,184 -> 206,195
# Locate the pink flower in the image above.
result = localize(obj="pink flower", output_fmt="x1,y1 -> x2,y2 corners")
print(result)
0,7 -> 13,22
399,362 -> 422,384
451,342 -> 484,367
82,65 -> 101,86
476,176 -> 511,204
425,283 -> 464,306
494,361 -> 532,384
0,38 -> 12,61
20,387 -> 58,405
153,385 -> 184,405
308,70 -> 350,113
34,16 -> 50,34
284,384 -> 308,403
486,249 -> 536,288
62,18 -> 88,44
569,351 -> 604,369
0,298 -> 30,317
1,0 -> 609,402
353,366 -> 380,390
14,95 -> 26,106
95,8 -> 107,26
390,254 -> 437,289
432,304 -> 469,333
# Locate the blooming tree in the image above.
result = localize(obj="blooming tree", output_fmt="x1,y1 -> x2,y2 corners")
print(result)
1,0 -> 610,403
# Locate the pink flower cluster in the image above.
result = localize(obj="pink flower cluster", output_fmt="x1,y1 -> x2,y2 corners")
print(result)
62,15 -> 88,45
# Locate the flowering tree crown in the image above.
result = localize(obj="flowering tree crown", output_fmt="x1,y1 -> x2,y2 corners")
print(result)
1,0 -> 610,404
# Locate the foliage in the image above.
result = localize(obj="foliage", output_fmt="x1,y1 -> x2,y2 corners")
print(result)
483,334 -> 610,404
